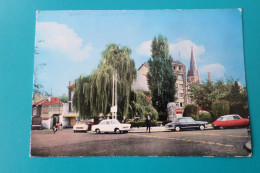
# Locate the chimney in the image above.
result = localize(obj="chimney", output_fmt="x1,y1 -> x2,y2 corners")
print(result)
208,72 -> 212,83
69,81 -> 71,86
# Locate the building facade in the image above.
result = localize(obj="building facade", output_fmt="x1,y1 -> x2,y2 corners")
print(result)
133,60 -> 187,109
32,97 -> 63,129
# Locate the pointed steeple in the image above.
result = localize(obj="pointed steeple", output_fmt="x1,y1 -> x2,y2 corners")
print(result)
187,46 -> 199,77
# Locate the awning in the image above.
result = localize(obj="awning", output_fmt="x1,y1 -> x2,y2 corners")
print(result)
63,113 -> 79,118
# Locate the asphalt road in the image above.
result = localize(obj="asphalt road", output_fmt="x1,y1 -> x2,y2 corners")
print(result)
30,128 -> 251,157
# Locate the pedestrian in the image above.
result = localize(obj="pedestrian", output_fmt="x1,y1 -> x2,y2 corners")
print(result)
122,116 -> 127,123
146,115 -> 151,133
53,123 -> 58,134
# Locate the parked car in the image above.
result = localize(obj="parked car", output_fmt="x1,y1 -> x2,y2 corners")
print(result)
165,117 -> 208,131
73,121 -> 92,133
212,114 -> 249,129
134,115 -> 140,121
92,119 -> 131,134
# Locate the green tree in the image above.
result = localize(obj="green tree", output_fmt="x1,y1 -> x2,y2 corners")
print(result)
129,90 -> 158,120
188,80 -> 230,111
73,44 -> 136,119
60,94 -> 68,103
183,104 -> 200,117
147,34 -> 177,113
211,100 -> 230,120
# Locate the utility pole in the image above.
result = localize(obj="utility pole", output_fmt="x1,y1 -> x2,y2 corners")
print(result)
111,70 -> 118,119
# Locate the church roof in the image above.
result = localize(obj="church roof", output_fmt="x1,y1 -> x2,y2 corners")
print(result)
187,47 -> 199,77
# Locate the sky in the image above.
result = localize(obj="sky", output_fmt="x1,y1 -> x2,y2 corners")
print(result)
34,9 -> 246,97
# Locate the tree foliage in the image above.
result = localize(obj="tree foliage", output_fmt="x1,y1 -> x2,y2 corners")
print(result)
183,104 -> 200,117
59,94 -> 68,103
147,34 -> 177,113
211,100 -> 230,120
73,44 -> 136,119
129,90 -> 158,120
189,79 -> 249,117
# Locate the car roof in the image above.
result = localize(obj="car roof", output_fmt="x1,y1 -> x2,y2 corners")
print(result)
221,114 -> 240,118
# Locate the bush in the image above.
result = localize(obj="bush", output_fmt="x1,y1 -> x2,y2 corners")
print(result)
127,120 -> 162,127
211,100 -> 230,120
183,104 -> 200,117
197,111 -> 212,122
230,103 -> 249,118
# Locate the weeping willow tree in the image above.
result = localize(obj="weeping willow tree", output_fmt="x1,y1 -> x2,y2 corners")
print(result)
73,44 -> 136,119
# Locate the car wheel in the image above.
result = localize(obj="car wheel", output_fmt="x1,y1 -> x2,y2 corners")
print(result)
96,129 -> 100,134
115,128 -> 121,134
213,126 -> 220,129
199,125 -> 205,130
220,126 -> 224,130
175,126 -> 180,132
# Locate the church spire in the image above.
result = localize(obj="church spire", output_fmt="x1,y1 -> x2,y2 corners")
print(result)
187,46 -> 200,84
187,46 -> 199,77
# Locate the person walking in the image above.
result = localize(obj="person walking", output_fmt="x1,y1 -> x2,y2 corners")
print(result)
146,115 -> 151,133
53,123 -> 58,134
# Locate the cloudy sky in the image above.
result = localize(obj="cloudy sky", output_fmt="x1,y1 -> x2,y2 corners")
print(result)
34,9 -> 246,97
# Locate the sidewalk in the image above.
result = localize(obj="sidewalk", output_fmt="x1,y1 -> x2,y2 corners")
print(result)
129,124 -> 214,133
129,126 -> 169,133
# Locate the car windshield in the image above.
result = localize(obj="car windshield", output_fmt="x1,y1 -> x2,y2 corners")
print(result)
233,115 -> 241,119
217,117 -> 223,121
76,122 -> 86,125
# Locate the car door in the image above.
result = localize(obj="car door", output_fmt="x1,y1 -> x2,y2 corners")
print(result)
186,117 -> 197,128
178,118 -> 187,128
225,116 -> 235,127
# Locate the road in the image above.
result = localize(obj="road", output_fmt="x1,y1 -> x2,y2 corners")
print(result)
30,128 -> 251,157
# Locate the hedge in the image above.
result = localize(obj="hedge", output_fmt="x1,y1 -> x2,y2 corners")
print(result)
211,100 -> 230,120
183,104 -> 200,117
127,121 -> 162,127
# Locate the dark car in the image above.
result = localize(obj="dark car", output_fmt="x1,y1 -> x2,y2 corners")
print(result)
165,117 -> 208,131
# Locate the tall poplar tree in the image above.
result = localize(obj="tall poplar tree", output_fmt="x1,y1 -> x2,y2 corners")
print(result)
73,44 -> 136,119
147,34 -> 177,113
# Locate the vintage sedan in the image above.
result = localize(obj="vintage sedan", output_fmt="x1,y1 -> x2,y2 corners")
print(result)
73,121 -> 92,133
165,117 -> 208,131
212,114 -> 249,129
92,119 -> 131,134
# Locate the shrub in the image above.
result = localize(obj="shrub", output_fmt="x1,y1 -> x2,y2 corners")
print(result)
197,111 -> 212,122
183,104 -> 200,117
230,103 -> 249,118
211,100 -> 230,120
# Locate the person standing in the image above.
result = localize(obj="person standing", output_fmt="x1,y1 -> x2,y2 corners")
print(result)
122,116 -> 127,123
146,115 -> 151,133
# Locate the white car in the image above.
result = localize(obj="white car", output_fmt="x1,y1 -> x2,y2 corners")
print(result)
92,119 -> 131,134
73,121 -> 89,133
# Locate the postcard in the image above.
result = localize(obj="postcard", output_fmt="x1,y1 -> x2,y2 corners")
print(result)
30,9 -> 251,157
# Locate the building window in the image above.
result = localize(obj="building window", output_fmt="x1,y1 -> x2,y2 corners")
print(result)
179,93 -> 184,98
178,75 -> 183,80
179,84 -> 183,88
175,83 -> 178,88
173,66 -> 176,70
42,106 -> 49,114
180,103 -> 183,107
32,107 -> 37,116
179,66 -> 182,71
176,102 -> 179,107
175,93 -> 178,97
